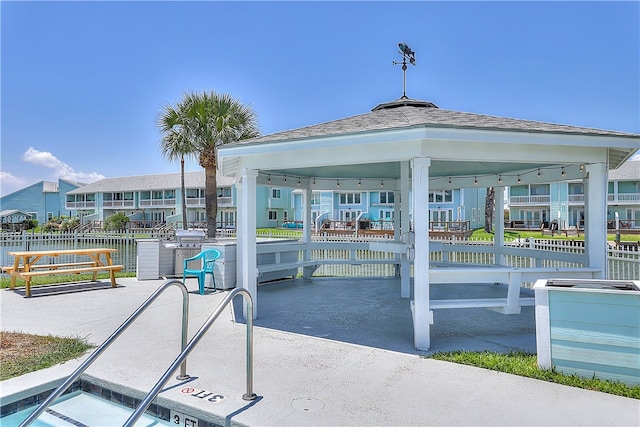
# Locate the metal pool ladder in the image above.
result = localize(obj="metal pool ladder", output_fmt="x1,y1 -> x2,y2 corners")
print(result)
20,279 -> 256,427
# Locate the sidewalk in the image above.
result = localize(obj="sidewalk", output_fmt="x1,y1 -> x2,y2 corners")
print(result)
1,277 -> 639,426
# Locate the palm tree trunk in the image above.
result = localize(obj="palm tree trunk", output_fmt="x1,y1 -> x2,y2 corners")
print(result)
180,156 -> 188,230
484,187 -> 495,233
205,165 -> 218,238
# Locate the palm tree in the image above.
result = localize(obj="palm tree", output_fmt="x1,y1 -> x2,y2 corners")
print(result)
484,187 -> 496,233
158,104 -> 197,230
160,91 -> 259,237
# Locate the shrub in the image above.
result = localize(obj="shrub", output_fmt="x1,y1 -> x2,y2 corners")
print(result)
104,213 -> 129,231
42,219 -> 62,232
60,217 -> 80,232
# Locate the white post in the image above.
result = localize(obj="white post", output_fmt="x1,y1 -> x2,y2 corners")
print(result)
400,161 -> 411,298
303,187 -> 312,264
239,169 -> 258,319
585,163 -> 608,278
236,183 -> 243,286
495,186 -> 505,266
411,157 -> 431,350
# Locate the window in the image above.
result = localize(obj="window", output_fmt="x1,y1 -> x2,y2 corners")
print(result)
28,212 -> 38,220
339,192 -> 361,204
568,183 -> 584,195
268,210 -> 278,221
429,190 -> 452,203
271,188 -> 281,199
186,189 -> 200,199
378,191 -> 394,204
217,187 -> 231,197
311,193 -> 321,205
530,184 -> 549,196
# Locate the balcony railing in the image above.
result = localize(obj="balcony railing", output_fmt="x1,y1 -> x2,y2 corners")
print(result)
103,200 -> 135,208
608,193 -> 640,203
509,195 -> 550,205
568,194 -> 584,203
65,201 -> 96,209
139,198 -> 176,207
185,196 -> 232,207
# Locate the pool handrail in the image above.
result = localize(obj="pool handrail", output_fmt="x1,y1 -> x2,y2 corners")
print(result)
19,279 -> 190,427
124,287 -> 256,426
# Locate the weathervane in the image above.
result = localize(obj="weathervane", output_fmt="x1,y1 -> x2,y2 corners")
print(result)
392,42 -> 416,99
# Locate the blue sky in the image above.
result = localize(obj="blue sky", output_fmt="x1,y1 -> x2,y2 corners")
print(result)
1,1 -> 639,196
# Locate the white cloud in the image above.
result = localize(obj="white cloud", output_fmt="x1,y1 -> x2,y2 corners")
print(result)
0,171 -> 27,195
22,147 -> 105,183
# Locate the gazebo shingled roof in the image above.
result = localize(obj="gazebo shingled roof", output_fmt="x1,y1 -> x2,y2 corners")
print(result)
232,97 -> 638,159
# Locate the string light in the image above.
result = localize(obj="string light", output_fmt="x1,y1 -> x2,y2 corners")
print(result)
537,169 -> 541,179
580,164 -> 584,172
312,178 -> 316,186
448,177 -> 451,185
474,176 -> 478,185
561,167 -> 566,178
284,176 -> 287,183
268,174 -> 271,184
358,179 -> 361,187
297,177 -> 301,186
380,179 -> 384,187
497,175 -> 502,184
517,175 -> 521,184
337,179 -> 340,187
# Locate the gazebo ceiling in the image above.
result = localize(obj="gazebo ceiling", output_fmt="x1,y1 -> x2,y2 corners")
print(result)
265,160 -> 549,180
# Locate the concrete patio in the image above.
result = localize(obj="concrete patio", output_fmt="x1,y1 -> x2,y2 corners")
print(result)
1,277 -> 638,426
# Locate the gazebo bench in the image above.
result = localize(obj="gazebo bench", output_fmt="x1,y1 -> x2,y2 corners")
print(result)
257,258 -> 399,280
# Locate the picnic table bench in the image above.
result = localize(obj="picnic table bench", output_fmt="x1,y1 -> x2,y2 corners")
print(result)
3,248 -> 123,297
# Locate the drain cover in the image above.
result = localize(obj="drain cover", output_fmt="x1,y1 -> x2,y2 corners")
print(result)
291,397 -> 324,412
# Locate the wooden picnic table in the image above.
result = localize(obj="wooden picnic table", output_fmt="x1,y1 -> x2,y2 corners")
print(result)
4,248 -> 123,297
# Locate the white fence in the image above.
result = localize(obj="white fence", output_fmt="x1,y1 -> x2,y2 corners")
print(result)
1,231 -> 638,281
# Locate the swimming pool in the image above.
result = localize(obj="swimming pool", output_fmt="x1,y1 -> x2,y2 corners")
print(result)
1,389 -> 174,426
0,377 -> 220,427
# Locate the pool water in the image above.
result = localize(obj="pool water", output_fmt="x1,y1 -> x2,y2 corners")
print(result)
1,390 -> 173,426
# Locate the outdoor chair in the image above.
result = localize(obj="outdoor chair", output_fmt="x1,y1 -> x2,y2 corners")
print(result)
183,249 -> 220,295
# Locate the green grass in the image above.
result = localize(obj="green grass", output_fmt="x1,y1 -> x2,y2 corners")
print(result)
256,228 -> 303,237
0,332 -> 93,381
0,272 -> 136,290
471,228 -> 638,242
429,350 -> 640,399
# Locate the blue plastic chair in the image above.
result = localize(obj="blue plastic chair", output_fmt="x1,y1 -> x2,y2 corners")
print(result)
183,249 -> 220,295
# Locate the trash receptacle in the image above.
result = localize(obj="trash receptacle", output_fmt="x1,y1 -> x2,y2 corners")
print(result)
534,278 -> 640,386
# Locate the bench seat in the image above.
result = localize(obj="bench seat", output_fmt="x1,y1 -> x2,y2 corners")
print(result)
2,262 -> 98,274
256,258 -> 397,278
17,265 -> 123,277
430,297 -> 535,310
11,265 -> 124,297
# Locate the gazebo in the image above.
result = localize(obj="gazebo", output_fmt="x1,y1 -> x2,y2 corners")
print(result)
217,95 -> 639,350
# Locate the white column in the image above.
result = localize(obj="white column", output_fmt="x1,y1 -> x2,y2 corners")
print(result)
411,157 -> 431,350
303,188 -> 312,244
585,163 -> 607,278
235,183 -> 243,286
302,187 -> 312,266
239,169 -> 258,319
495,186 -> 505,266
400,161 -> 411,298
